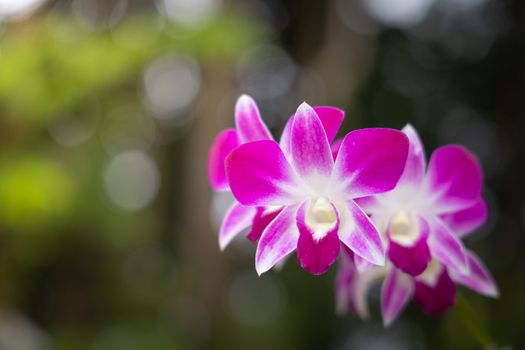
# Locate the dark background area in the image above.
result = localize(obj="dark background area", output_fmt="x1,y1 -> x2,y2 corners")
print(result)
0,0 -> 522,349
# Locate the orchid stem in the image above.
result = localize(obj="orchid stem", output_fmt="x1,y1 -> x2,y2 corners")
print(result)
455,293 -> 497,350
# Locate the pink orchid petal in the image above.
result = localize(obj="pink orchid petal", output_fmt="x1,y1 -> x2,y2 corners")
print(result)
339,200 -> 386,266
208,129 -> 239,191
450,250 -> 499,297
426,145 -> 483,214
428,219 -> 469,274
296,201 -> 340,275
225,140 -> 299,206
290,103 -> 334,178
255,205 -> 300,275
331,138 -> 343,160
414,268 -> 457,314
280,106 -> 345,161
353,253 -> 376,272
381,269 -> 414,326
219,202 -> 257,250
314,106 -> 345,142
387,217 -> 431,276
333,128 -> 409,198
335,249 -> 357,314
440,198 -> 488,238
246,207 -> 282,243
235,95 -> 272,143
397,124 -> 426,187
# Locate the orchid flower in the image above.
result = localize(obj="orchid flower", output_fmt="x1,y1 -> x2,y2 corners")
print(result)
335,248 -> 498,326
225,102 -> 409,275
355,125 -> 488,277
335,125 -> 498,325
208,95 -> 345,249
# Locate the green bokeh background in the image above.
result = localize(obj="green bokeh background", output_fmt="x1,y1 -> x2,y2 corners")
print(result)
0,1 -> 522,349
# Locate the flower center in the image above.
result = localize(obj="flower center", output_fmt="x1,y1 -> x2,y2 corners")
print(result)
309,197 -> 337,224
304,197 -> 338,240
388,210 -> 419,246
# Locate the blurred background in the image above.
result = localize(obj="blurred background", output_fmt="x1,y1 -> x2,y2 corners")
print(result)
0,0 -> 522,349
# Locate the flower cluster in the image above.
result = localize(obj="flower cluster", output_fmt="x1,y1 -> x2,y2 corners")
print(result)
208,95 -> 498,325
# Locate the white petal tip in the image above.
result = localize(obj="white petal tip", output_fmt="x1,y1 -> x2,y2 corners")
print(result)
383,318 -> 394,328
485,287 -> 500,299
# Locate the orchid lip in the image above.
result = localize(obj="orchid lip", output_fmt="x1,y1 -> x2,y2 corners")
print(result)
388,210 -> 420,247
415,259 -> 442,287
304,197 -> 338,240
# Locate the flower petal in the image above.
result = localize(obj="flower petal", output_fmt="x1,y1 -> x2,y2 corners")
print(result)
296,200 -> 340,275
335,249 -> 357,314
255,205 -> 300,275
290,103 -> 334,178
331,138 -> 343,160
353,253 -> 376,272
397,124 -> 426,187
381,269 -> 414,326
219,202 -> 257,250
450,250 -> 499,297
425,145 -> 483,213
332,128 -> 409,198
246,207 -> 282,243
339,200 -> 386,266
440,198 -> 488,238
428,219 -> 468,274
235,95 -> 272,143
414,268 -> 456,314
387,217 -> 431,276
314,106 -> 345,143
208,129 -> 239,191
280,106 -> 345,160
225,140 -> 299,206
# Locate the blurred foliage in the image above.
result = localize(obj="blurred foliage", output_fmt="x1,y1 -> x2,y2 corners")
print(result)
0,13 -> 267,125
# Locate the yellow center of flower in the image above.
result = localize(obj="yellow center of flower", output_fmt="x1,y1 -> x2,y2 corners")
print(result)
309,197 -> 337,224
389,210 -> 419,246
305,197 -> 337,240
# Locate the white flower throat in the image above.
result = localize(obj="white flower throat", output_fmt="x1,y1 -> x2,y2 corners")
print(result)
305,197 -> 338,240
388,210 -> 420,246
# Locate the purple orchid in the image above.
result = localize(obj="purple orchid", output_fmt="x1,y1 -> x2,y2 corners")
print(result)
208,95 -> 345,249
335,249 -> 498,326
335,125 -> 498,325
355,124 -> 488,277
224,102 -> 409,275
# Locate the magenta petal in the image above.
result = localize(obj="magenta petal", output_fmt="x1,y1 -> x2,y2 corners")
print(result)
353,253 -> 376,272
246,207 -> 282,243
397,124 -> 426,187
426,145 -> 483,213
429,219 -> 468,274
290,103 -> 334,178
450,250 -> 499,297
335,249 -> 357,314
219,202 -> 257,250
339,201 -> 385,266
333,128 -> 409,198
235,95 -> 272,143
381,269 -> 414,326
388,238 -> 431,277
255,205 -> 299,275
314,106 -> 345,143
331,138 -> 343,160
296,201 -> 340,275
440,198 -> 488,238
225,140 -> 299,206
280,106 -> 344,160
208,129 -> 239,191
388,217 -> 431,276
414,269 -> 457,315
